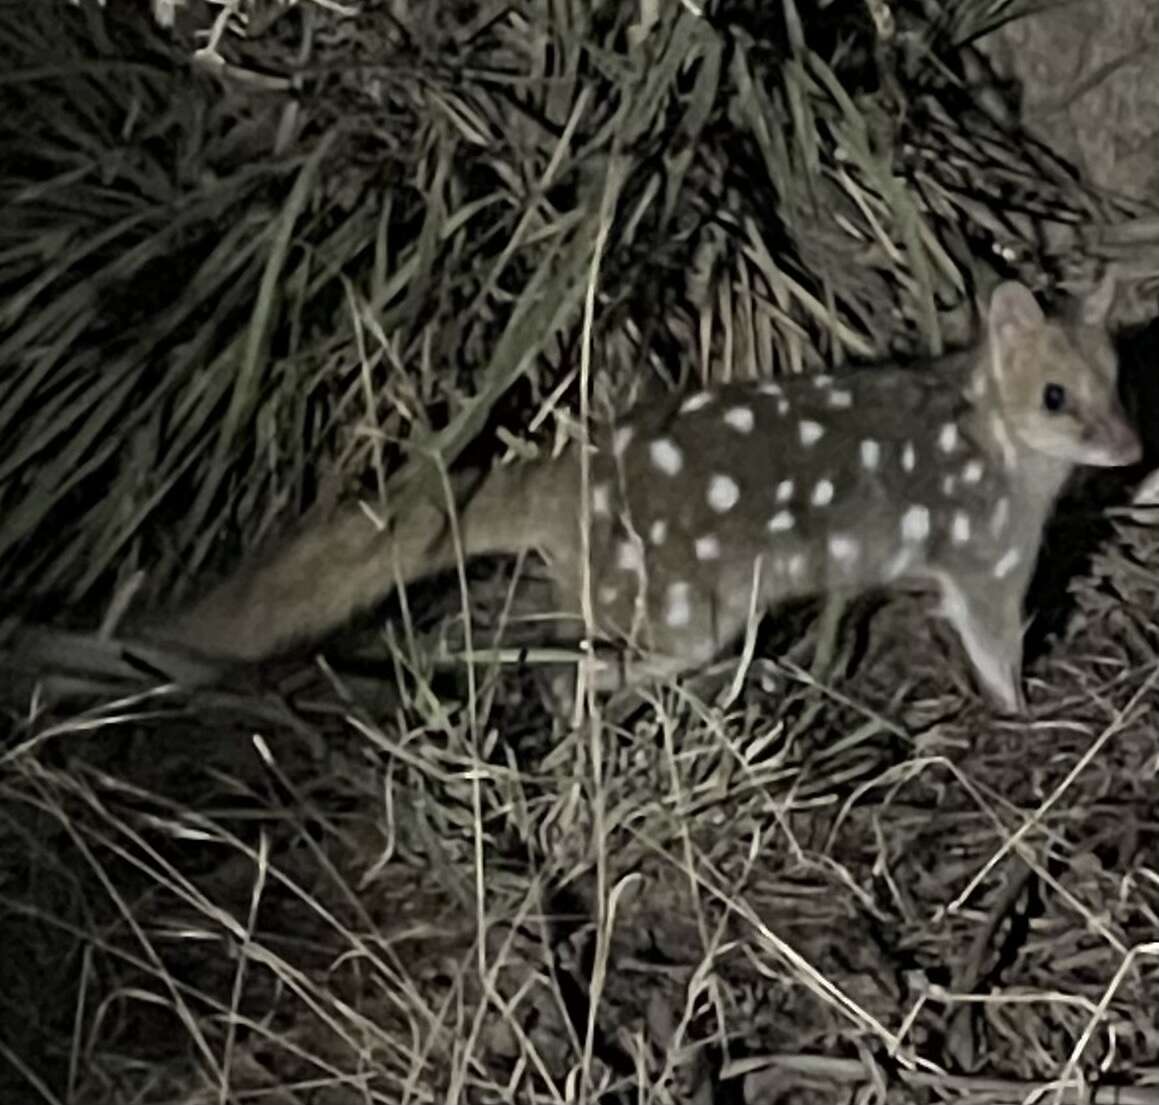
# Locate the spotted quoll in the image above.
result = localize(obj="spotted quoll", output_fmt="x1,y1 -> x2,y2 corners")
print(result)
159,278 -> 1140,711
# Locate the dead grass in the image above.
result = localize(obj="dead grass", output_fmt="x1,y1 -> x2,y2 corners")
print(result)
2,1 -> 1158,1103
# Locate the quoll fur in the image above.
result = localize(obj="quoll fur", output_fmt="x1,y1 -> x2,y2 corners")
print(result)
157,278 -> 1141,712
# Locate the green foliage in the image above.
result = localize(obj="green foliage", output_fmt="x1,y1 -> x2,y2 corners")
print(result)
0,0 -> 1128,624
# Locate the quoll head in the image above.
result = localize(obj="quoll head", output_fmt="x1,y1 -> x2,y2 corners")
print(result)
985,277 -> 1142,468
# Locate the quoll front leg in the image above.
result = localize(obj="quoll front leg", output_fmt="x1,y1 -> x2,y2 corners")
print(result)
934,567 -> 1029,714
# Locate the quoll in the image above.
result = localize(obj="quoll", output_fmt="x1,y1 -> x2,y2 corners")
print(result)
157,278 -> 1141,712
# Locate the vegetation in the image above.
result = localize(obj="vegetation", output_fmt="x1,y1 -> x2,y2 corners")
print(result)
1,1 -> 1156,1102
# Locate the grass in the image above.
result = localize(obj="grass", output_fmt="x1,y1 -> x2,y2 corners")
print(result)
1,0 -> 1158,1102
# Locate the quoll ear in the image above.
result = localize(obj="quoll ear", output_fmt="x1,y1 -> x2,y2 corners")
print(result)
986,282 -> 1046,387
988,281 -> 1046,341
1079,268 -> 1116,328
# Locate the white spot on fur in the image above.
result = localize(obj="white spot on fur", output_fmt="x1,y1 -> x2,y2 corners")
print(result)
938,422 -> 959,453
811,479 -> 834,506
829,534 -> 858,562
994,547 -> 1021,579
787,553 -> 805,579
951,511 -> 971,545
777,398 -> 790,416
942,475 -> 957,496
828,389 -> 853,409
616,541 -> 643,572
799,420 -> 825,447
613,426 -> 634,456
598,584 -> 619,604
724,406 -> 755,433
812,374 -> 833,388
591,483 -> 610,516
665,581 -> 692,627
962,459 -> 984,484
901,442 -> 916,472
860,439 -> 880,471
900,504 -> 930,542
695,535 -> 721,561
775,479 -> 794,503
758,382 -> 783,396
708,474 -> 740,512
649,519 -> 667,545
768,510 -> 795,533
650,438 -> 683,476
680,391 -> 712,413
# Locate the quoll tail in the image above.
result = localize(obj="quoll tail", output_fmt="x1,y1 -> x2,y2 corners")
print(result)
153,458 -> 564,664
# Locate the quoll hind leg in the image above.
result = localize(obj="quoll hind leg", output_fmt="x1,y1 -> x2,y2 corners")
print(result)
547,567 -> 753,701
933,569 -> 1028,714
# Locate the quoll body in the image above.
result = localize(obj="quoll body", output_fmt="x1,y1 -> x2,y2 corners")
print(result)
159,279 -> 1141,711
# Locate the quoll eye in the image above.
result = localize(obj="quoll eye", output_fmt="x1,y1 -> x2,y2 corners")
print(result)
1043,383 -> 1066,413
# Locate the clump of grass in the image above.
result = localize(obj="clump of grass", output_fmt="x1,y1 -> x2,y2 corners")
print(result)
2,1 -> 1157,1103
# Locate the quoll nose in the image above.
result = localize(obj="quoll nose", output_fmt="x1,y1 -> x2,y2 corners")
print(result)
1103,418 -> 1143,466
